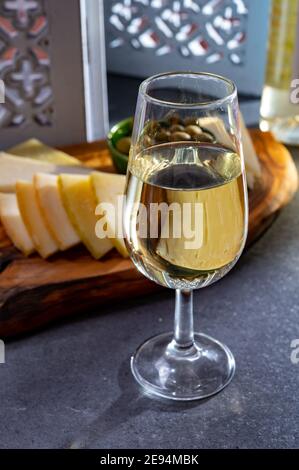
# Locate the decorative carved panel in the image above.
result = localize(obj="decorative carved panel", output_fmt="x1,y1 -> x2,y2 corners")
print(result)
0,0 -> 108,148
0,0 -> 54,129
105,0 -> 271,95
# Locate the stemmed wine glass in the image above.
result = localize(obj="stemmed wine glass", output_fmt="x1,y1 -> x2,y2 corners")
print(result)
123,72 -> 248,401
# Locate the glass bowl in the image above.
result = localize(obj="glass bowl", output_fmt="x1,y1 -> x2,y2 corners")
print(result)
107,117 -> 133,174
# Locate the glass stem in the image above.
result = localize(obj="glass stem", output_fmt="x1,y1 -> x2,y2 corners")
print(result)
174,289 -> 194,349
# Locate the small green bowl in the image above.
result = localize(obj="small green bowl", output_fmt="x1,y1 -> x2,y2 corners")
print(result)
107,117 -> 133,174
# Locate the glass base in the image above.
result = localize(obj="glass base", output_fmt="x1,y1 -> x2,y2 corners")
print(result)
131,332 -> 235,401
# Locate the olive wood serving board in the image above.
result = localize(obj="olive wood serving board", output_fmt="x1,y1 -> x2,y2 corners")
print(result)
0,130 -> 297,338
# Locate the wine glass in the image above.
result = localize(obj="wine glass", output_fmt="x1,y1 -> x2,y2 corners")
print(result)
123,72 -> 248,401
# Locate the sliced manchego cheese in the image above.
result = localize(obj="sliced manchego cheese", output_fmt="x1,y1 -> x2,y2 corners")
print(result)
0,153 -> 56,192
199,116 -> 233,149
91,172 -> 128,258
8,138 -> 80,166
34,173 -> 80,251
239,113 -> 261,188
0,193 -> 35,256
199,114 -> 261,189
16,181 -> 59,258
58,174 -> 113,259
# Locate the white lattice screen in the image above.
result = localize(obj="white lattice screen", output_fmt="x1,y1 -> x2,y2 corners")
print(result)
0,0 -> 54,129
105,0 -> 271,95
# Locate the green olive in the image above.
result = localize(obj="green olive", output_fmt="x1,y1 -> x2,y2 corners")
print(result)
145,120 -> 160,136
170,131 -> 192,142
197,132 -> 215,143
168,114 -> 182,125
184,117 -> 199,126
184,125 -> 204,138
141,134 -> 154,148
116,136 -> 131,154
156,129 -> 171,142
169,124 -> 185,133
159,120 -> 171,128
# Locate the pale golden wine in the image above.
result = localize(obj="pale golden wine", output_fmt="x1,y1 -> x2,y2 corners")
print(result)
125,142 -> 247,289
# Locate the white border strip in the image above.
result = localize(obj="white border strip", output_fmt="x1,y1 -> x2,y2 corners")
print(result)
80,0 -> 109,141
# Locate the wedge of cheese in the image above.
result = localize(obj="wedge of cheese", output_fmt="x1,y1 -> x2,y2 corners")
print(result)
58,174 -> 113,259
34,173 -> 80,251
0,193 -> 35,256
9,138 -> 80,166
239,113 -> 262,189
16,181 -> 59,258
199,114 -> 261,189
91,172 -> 128,258
199,116 -> 233,149
0,153 -> 56,192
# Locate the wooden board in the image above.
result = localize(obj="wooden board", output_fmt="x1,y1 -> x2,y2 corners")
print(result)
0,130 -> 297,338
247,130 -> 298,244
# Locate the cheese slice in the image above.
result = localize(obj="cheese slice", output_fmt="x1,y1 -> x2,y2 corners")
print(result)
199,115 -> 261,189
16,180 -> 59,258
91,172 -> 128,258
239,113 -> 261,188
34,173 -> 80,251
58,174 -> 113,259
9,138 -> 80,166
199,116 -> 233,149
0,193 -> 35,256
0,153 -> 55,192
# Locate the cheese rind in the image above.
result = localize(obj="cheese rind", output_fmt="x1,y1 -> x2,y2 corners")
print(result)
0,193 -> 35,256
91,172 -> 128,258
58,174 -> 113,259
34,173 -> 80,251
16,180 -> 59,258
9,138 -> 80,166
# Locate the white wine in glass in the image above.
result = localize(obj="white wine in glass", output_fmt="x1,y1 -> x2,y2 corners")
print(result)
124,72 -> 248,401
